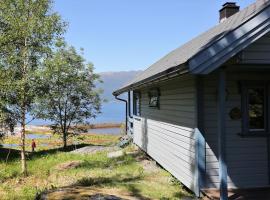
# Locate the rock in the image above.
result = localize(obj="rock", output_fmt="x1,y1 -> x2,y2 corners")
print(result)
132,145 -> 139,151
36,187 -> 140,200
140,159 -> 159,173
71,146 -> 115,154
107,150 -> 124,158
55,161 -> 82,170
116,160 -> 125,165
125,151 -> 138,156
117,136 -> 132,148
88,193 -> 122,200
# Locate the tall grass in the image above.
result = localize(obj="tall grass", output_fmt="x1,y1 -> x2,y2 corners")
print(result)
0,138 -> 191,199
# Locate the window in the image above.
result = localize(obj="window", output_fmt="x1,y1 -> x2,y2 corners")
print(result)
133,92 -> 141,116
248,88 -> 265,131
148,88 -> 160,108
241,82 -> 268,135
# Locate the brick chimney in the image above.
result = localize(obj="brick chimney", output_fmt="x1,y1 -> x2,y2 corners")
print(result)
219,2 -> 240,23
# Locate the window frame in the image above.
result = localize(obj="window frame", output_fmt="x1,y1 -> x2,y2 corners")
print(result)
241,81 -> 269,136
148,88 -> 160,109
133,91 -> 141,116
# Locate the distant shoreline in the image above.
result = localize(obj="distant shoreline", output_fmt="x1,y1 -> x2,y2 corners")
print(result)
57,123 -> 122,129
27,123 -> 122,129
84,123 -> 122,129
15,123 -> 123,135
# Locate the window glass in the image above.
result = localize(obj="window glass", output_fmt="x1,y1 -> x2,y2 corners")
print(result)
148,88 -> 160,108
133,92 -> 140,116
248,88 -> 265,131
149,96 -> 158,107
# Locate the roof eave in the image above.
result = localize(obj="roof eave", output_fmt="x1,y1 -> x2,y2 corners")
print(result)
113,64 -> 188,96
189,4 -> 270,74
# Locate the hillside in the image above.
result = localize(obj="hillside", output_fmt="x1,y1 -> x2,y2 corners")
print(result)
98,70 -> 142,102
29,70 -> 142,125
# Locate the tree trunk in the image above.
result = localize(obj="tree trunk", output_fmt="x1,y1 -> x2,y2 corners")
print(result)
21,35 -> 28,176
21,105 -> 27,176
63,130 -> 67,150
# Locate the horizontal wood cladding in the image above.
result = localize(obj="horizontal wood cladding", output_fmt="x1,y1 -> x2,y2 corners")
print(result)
133,117 -> 196,192
140,75 -> 196,127
132,75 -> 197,193
203,71 -> 270,189
240,33 -> 270,64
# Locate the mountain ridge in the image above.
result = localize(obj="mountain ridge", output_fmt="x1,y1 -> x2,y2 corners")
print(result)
97,70 -> 142,101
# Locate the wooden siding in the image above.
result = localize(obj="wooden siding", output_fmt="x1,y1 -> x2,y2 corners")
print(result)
132,75 -> 197,192
140,75 -> 196,127
204,71 -> 270,189
240,32 -> 270,64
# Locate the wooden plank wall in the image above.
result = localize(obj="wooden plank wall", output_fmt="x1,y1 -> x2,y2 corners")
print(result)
240,32 -> 270,64
204,71 -> 270,189
133,75 -> 198,192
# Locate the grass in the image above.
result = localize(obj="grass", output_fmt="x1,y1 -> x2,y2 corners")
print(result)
2,133 -> 119,152
0,133 -> 191,200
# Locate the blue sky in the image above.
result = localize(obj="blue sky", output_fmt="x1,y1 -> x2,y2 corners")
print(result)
54,0 -> 255,73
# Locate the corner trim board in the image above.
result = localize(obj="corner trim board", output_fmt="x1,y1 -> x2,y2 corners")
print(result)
194,128 -> 206,197
218,68 -> 228,200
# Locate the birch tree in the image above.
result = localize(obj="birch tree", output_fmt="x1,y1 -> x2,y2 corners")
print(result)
33,44 -> 102,149
0,0 -> 65,175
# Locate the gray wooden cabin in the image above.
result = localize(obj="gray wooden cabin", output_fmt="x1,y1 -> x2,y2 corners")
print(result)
113,1 -> 270,199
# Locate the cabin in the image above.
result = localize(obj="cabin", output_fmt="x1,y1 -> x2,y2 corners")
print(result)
113,1 -> 270,199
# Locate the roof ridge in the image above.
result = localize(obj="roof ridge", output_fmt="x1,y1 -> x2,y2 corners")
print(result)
114,0 -> 270,95
187,0 -> 270,62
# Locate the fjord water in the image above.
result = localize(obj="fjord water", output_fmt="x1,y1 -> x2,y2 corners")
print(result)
28,101 -> 125,126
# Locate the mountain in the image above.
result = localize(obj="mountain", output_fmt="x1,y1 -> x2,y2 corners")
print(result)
97,70 -> 142,102
29,70 -> 142,125
92,70 -> 142,123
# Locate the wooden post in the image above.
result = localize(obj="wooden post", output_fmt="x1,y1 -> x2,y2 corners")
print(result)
218,68 -> 228,200
194,76 -> 206,197
127,91 -> 131,135
194,128 -> 206,197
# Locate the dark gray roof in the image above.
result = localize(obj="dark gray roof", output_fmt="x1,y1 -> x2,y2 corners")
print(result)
114,0 -> 270,95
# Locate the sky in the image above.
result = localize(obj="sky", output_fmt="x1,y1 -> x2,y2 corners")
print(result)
54,0 -> 255,73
